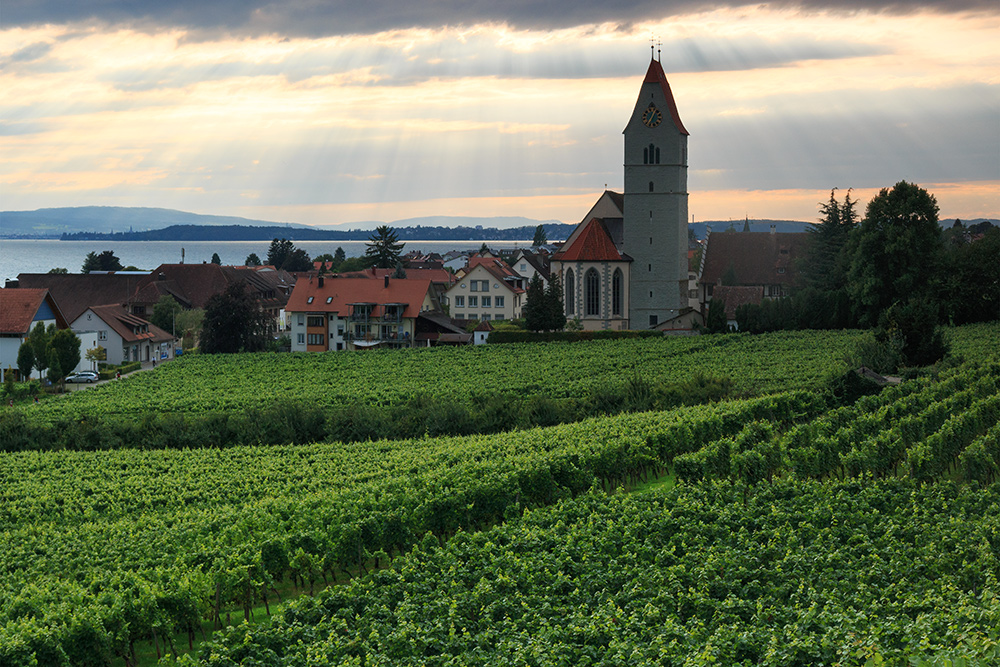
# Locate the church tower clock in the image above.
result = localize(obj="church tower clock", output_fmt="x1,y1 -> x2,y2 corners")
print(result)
622,55 -> 689,328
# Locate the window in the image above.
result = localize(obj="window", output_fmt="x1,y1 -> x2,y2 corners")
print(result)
482,281 -> 490,292
649,314 -> 658,327
470,281 -> 479,292
455,313 -> 463,319
469,296 -> 478,308
494,315 -> 505,322
649,181 -> 654,192
307,296 -> 314,304
297,333 -> 305,344
777,268 -> 786,274
644,143 -> 661,164
98,331 -> 107,341
455,295 -> 465,308
612,269 -> 623,316
585,268 -> 600,317
297,314 -> 304,326
337,326 -> 344,336
565,269 -> 575,315
495,296 -> 504,308
481,296 -> 491,308
326,296 -> 333,303
520,263 -> 527,271
307,316 -> 324,327
307,333 -> 323,345
482,314 -> 491,321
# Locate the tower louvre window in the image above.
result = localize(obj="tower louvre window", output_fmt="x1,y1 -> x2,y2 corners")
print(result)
649,181 -> 654,192
643,144 -> 661,165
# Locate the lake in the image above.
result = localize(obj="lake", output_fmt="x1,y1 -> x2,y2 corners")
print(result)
0,239 -> 535,283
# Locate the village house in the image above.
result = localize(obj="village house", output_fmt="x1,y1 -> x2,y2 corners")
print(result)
286,275 -> 436,351
71,304 -> 177,365
697,227 -> 808,316
445,254 -> 524,322
0,287 -> 71,381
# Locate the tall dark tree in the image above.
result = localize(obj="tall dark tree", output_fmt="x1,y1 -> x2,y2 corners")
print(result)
937,225 -> 1000,324
532,225 -> 547,247
803,188 -> 857,293
523,274 -> 547,332
245,252 -> 262,267
266,238 -> 313,272
82,250 -> 123,273
544,274 -> 567,331
846,181 -> 942,327
333,246 -> 346,267
210,252 -> 222,265
365,226 -> 405,269
706,297 -> 728,334
28,322 -> 53,374
17,342 -> 34,380
49,329 -> 81,381
200,282 -> 271,354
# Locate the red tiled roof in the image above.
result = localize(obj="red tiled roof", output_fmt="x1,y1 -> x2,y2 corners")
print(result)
86,304 -> 175,344
642,58 -> 688,136
552,218 -> 625,262
700,232 -> 809,287
0,288 -> 67,335
286,277 -> 433,319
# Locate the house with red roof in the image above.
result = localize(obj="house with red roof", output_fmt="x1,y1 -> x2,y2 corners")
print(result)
286,275 -> 436,351
0,287 -> 70,381
444,254 -> 525,322
697,228 -> 808,316
70,304 -> 176,365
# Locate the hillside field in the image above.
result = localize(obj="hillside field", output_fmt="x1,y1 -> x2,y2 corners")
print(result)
0,323 -> 997,666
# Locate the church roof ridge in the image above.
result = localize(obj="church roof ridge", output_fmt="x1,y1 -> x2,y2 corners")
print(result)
643,58 -> 688,136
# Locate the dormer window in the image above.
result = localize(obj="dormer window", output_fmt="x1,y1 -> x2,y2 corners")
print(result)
307,296 -> 314,304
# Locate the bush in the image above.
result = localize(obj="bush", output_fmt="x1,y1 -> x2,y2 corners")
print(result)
488,329 -> 661,344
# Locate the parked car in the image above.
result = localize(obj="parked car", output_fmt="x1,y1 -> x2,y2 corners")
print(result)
65,371 -> 100,384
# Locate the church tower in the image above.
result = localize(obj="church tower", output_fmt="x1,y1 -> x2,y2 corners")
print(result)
622,55 -> 689,328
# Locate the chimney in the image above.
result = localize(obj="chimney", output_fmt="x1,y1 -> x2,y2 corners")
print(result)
770,224 -> 776,235
384,275 -> 390,288
318,276 -> 324,288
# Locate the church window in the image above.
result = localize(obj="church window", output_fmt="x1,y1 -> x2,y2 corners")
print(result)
649,315 -> 658,327
565,269 -> 575,315
612,269 -> 623,316
656,147 -> 661,163
585,269 -> 600,317
649,181 -> 654,192
643,147 -> 649,164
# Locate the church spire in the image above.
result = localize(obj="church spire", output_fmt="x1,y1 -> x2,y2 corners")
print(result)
640,58 -> 688,135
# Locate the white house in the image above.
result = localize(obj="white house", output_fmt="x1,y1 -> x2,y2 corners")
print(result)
0,288 -> 69,381
71,304 -> 176,366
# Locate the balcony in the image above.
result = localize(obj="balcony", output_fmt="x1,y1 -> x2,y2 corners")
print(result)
344,330 -> 413,347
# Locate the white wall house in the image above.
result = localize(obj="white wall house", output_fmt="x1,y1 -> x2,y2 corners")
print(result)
71,304 -> 176,366
0,288 -> 69,382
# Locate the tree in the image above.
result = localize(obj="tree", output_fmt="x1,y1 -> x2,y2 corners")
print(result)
846,181 -> 942,327
802,188 -> 857,293
937,226 -> 1000,325
333,247 -> 346,267
211,253 -> 222,265
706,298 -> 728,334
523,275 -> 547,332
365,226 -> 404,268
201,282 -> 271,354
17,342 -> 34,380
82,250 -> 124,273
266,239 -> 312,272
392,262 -> 407,279
28,322 -> 53,374
150,295 -> 183,336
85,346 -> 107,369
544,274 -> 567,331
245,253 -> 262,266
46,350 -> 62,385
47,267 -> 68,274
532,225 -> 547,247
49,329 -> 81,381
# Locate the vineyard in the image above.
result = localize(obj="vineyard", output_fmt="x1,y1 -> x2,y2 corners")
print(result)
0,324 -> 998,666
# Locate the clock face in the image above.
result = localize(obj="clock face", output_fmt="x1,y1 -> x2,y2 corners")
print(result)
641,104 -> 662,128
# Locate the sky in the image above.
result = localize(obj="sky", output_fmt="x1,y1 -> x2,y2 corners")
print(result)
1,0 -> 998,228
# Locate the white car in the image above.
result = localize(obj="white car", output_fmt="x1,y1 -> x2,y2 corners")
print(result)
65,371 -> 100,384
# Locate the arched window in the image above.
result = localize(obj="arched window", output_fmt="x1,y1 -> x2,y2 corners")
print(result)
612,269 -> 623,316
655,147 -> 661,164
585,268 -> 600,317
649,181 -> 654,192
643,147 -> 649,164
565,269 -> 575,315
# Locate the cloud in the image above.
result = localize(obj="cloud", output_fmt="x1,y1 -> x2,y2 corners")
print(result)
4,0 -> 996,37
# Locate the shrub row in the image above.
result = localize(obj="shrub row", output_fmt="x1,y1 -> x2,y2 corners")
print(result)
487,329 -> 663,344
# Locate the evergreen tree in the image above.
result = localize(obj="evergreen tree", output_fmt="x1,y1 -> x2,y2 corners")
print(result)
28,322 -> 53,374
245,253 -> 262,266
266,238 -> 312,271
333,246 -> 346,268
201,282 -> 271,354
49,329 -> 81,380
523,274 -> 547,332
392,262 -> 407,279
365,226 -> 405,268
17,342 -> 34,380
46,350 -> 62,385
211,252 -> 222,265
846,181 -> 942,327
532,225 -> 547,247
544,274 -> 567,331
803,188 -> 857,293
706,298 -> 728,334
